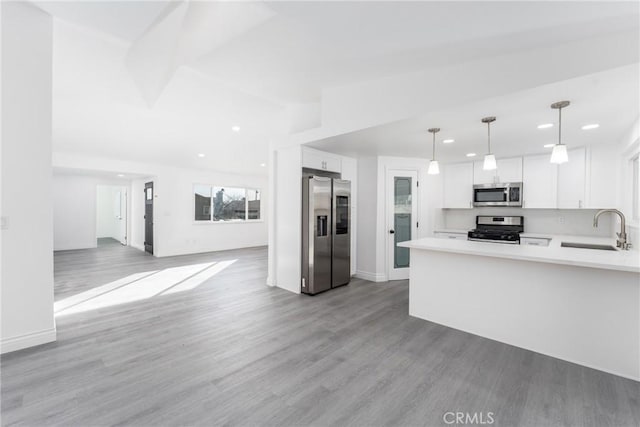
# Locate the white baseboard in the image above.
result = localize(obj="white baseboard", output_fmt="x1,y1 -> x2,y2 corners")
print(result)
1,327 -> 57,354
355,270 -> 387,282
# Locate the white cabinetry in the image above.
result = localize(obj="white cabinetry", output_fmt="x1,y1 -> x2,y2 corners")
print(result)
496,157 -> 523,183
522,154 -> 558,208
473,161 -> 496,184
586,145 -> 618,209
443,162 -> 473,208
434,231 -> 468,240
520,237 -> 551,247
302,148 -> 341,173
557,147 -> 586,209
473,157 -> 523,184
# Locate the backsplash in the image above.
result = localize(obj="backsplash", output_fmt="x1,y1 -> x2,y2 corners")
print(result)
443,208 -> 615,237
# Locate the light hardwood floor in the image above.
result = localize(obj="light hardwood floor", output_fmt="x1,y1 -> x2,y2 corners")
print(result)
1,240 -> 639,426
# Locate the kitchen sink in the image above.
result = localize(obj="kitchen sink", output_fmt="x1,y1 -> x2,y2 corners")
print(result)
561,242 -> 617,251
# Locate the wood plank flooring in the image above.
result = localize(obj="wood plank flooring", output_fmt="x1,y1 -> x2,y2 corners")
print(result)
2,241 -> 639,426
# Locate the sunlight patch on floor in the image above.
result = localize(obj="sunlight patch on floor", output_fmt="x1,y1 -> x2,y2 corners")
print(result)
55,260 -> 236,317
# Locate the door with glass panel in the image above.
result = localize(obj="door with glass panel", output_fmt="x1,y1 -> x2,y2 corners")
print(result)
387,170 -> 418,280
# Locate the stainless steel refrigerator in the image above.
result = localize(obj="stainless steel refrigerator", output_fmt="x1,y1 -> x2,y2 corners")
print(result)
301,176 -> 351,295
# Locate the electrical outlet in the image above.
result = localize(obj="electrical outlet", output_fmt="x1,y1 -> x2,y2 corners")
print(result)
558,216 -> 565,224
0,216 -> 7,230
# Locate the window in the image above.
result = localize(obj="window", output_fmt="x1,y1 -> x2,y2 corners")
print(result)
194,185 -> 261,222
194,185 -> 212,221
633,155 -> 639,222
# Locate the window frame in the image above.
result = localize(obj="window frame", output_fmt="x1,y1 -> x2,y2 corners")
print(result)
192,184 -> 263,224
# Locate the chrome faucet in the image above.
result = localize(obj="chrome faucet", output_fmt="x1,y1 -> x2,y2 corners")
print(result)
593,209 -> 632,250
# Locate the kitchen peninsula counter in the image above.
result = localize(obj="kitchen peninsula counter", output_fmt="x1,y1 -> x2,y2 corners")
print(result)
401,235 -> 640,273
399,236 -> 640,381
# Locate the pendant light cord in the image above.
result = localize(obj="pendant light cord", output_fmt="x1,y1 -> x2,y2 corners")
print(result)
487,122 -> 491,154
432,132 -> 436,159
558,107 -> 562,146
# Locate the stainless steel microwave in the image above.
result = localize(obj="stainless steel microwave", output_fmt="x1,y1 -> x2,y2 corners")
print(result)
473,182 -> 523,207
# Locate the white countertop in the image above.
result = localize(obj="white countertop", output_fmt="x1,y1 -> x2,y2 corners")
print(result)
399,234 -> 640,273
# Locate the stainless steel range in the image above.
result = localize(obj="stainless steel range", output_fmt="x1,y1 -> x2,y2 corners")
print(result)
468,215 -> 524,244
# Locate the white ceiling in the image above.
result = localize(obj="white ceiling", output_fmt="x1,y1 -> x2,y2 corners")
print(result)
35,1 -> 640,175
34,1 -> 172,41
196,1 -> 640,103
308,64 -> 640,161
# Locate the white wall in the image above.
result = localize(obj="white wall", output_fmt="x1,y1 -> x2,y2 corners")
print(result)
272,144 -> 302,293
53,175 -> 98,250
443,208 -> 612,236
53,153 -> 268,257
53,175 -> 131,251
355,158 -> 378,280
618,117 -> 640,246
156,168 -> 268,257
1,2 -> 56,353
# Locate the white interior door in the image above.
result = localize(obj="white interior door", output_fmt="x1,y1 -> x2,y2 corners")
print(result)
387,169 -> 418,281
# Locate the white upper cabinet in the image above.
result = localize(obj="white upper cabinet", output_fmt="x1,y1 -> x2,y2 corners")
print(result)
586,145 -> 619,209
522,154 -> 558,208
473,161 -> 496,184
302,148 -> 341,173
443,162 -> 474,208
557,147 -> 586,209
496,157 -> 523,183
473,157 -> 522,184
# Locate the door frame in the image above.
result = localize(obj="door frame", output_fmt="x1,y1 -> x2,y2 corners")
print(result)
144,181 -> 154,255
386,168 -> 419,281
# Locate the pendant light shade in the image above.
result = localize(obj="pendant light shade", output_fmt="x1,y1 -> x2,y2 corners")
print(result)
550,143 -> 568,164
482,116 -> 497,171
550,100 -> 570,164
427,127 -> 440,175
483,154 -> 497,170
428,160 -> 440,175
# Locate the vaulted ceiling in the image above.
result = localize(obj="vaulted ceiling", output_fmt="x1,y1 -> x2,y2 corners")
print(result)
35,1 -> 639,174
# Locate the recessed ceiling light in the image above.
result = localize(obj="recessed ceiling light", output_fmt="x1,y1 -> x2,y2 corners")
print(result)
117,174 -> 125,177
466,153 -> 476,157
537,123 -> 554,129
581,124 -> 599,130
260,163 -> 266,167
543,144 -> 555,148
231,126 -> 241,132
442,139 -> 455,144
197,153 -> 205,158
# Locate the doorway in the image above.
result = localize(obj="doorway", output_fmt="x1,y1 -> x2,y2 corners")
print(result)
386,169 -> 418,281
96,185 -> 127,246
144,182 -> 154,255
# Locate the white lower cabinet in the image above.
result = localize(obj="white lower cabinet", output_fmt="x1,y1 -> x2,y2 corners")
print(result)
520,237 -> 551,247
522,154 -> 558,208
443,163 -> 473,208
434,231 -> 468,240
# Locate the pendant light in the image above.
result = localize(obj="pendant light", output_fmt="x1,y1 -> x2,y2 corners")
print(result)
427,127 -> 440,175
482,116 -> 497,170
550,100 -> 570,164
